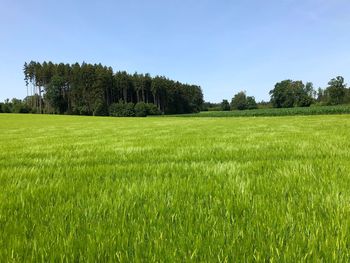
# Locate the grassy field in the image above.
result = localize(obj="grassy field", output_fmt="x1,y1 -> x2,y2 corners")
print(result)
175,104 -> 350,117
1,114 -> 350,262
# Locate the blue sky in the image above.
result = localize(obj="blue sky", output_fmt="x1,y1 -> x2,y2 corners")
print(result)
1,0 -> 349,102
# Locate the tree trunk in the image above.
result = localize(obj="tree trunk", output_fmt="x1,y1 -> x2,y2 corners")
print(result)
153,94 -> 156,106
123,88 -> 127,102
39,86 -> 42,114
136,90 -> 139,103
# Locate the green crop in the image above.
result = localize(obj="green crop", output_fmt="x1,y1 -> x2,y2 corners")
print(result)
175,105 -> 350,117
1,114 -> 350,262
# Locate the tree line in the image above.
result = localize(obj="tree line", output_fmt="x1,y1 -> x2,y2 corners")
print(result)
269,76 -> 349,108
214,76 -> 350,111
19,61 -> 203,116
1,64 -> 350,114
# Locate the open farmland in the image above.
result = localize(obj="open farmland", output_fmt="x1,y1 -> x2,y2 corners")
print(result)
1,114 -> 350,262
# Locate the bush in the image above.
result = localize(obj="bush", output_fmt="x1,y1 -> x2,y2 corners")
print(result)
2,103 -> 12,113
124,103 -> 135,116
93,102 -> 109,116
18,105 -> 30,113
109,103 -> 122,116
107,102 -> 161,117
109,102 -> 135,117
146,103 -> 161,115
13,103 -> 30,113
207,107 -> 221,111
134,102 -> 148,117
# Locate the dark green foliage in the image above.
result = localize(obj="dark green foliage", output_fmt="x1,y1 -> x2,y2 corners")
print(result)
23,61 -> 203,116
135,102 -> 162,117
256,101 -> 273,109
3,104 -> 12,113
12,99 -> 30,113
324,76 -> 347,105
18,62 -> 350,116
299,82 -> 315,107
231,91 -> 257,110
9,99 -> 22,113
77,105 -> 91,116
162,82 -> 203,114
316,76 -> 350,105
201,102 -> 221,111
134,102 -> 148,117
269,80 -> 314,108
109,101 -> 135,117
109,102 -> 126,117
221,100 -> 230,111
0,99 -> 31,114
246,96 -> 258,109
124,103 -> 135,117
109,102 -> 161,117
44,75 -> 67,114
231,92 -> 247,110
134,102 -> 162,117
93,101 -> 109,116
146,103 -> 162,115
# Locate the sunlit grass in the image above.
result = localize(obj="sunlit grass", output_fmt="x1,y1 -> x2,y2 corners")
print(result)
1,114 -> 350,261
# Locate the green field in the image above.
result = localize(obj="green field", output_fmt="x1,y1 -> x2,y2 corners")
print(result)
1,114 -> 350,262
175,105 -> 350,117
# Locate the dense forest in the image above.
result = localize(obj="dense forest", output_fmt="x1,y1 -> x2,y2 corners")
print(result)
19,61 -> 204,116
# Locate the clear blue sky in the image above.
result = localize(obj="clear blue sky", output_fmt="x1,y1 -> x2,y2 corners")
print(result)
1,0 -> 349,102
